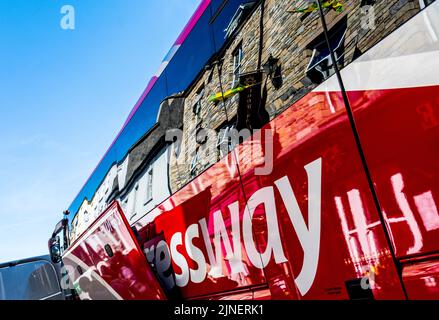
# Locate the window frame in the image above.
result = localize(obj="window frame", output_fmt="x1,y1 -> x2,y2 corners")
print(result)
190,151 -> 200,177
232,44 -> 244,88
0,260 -> 62,300
145,167 -> 153,204
305,20 -> 347,84
193,85 -> 205,116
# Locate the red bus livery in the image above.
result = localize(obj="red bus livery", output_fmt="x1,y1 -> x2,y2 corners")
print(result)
51,0 -> 439,300
143,158 -> 322,296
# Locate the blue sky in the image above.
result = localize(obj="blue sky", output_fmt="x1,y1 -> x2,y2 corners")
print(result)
0,0 -> 200,263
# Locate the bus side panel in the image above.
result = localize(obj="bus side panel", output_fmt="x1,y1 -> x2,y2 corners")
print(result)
134,94 -> 405,300
402,258 -> 439,299
234,90 -> 406,300
137,174 -> 269,299
62,202 -> 166,300
324,4 -> 439,298
131,4 -> 439,301
317,1 -> 439,259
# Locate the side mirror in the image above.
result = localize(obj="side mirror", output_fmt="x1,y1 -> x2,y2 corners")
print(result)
48,236 -> 62,264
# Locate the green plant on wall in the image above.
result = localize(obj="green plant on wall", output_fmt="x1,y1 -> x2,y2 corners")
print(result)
288,0 -> 344,14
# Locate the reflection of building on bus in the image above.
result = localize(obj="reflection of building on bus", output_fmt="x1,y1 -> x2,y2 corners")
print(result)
70,0 -> 430,239
71,96 -> 184,240
60,0 -> 439,300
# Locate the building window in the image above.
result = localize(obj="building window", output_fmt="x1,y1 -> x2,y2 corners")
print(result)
84,211 -> 89,223
217,124 -> 237,158
146,167 -> 153,203
232,44 -> 243,88
224,2 -> 256,38
193,85 -> 204,116
305,18 -> 347,84
190,151 -> 200,177
130,184 -> 139,219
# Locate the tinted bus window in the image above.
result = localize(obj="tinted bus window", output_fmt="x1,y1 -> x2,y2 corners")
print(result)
115,75 -> 169,160
165,8 -> 215,94
210,0 -> 227,16
68,143 -> 118,228
340,0 -> 429,68
0,260 -> 61,300
211,0 -> 255,51
68,4 -> 214,223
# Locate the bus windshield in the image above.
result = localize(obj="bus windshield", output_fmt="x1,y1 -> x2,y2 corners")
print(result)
0,259 -> 62,300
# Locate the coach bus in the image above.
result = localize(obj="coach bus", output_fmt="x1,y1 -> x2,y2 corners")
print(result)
50,0 -> 439,300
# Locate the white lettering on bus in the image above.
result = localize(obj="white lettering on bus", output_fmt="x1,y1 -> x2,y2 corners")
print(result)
170,232 -> 190,287
243,186 -> 288,269
145,158 -> 322,296
274,158 -> 322,296
185,224 -> 207,283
